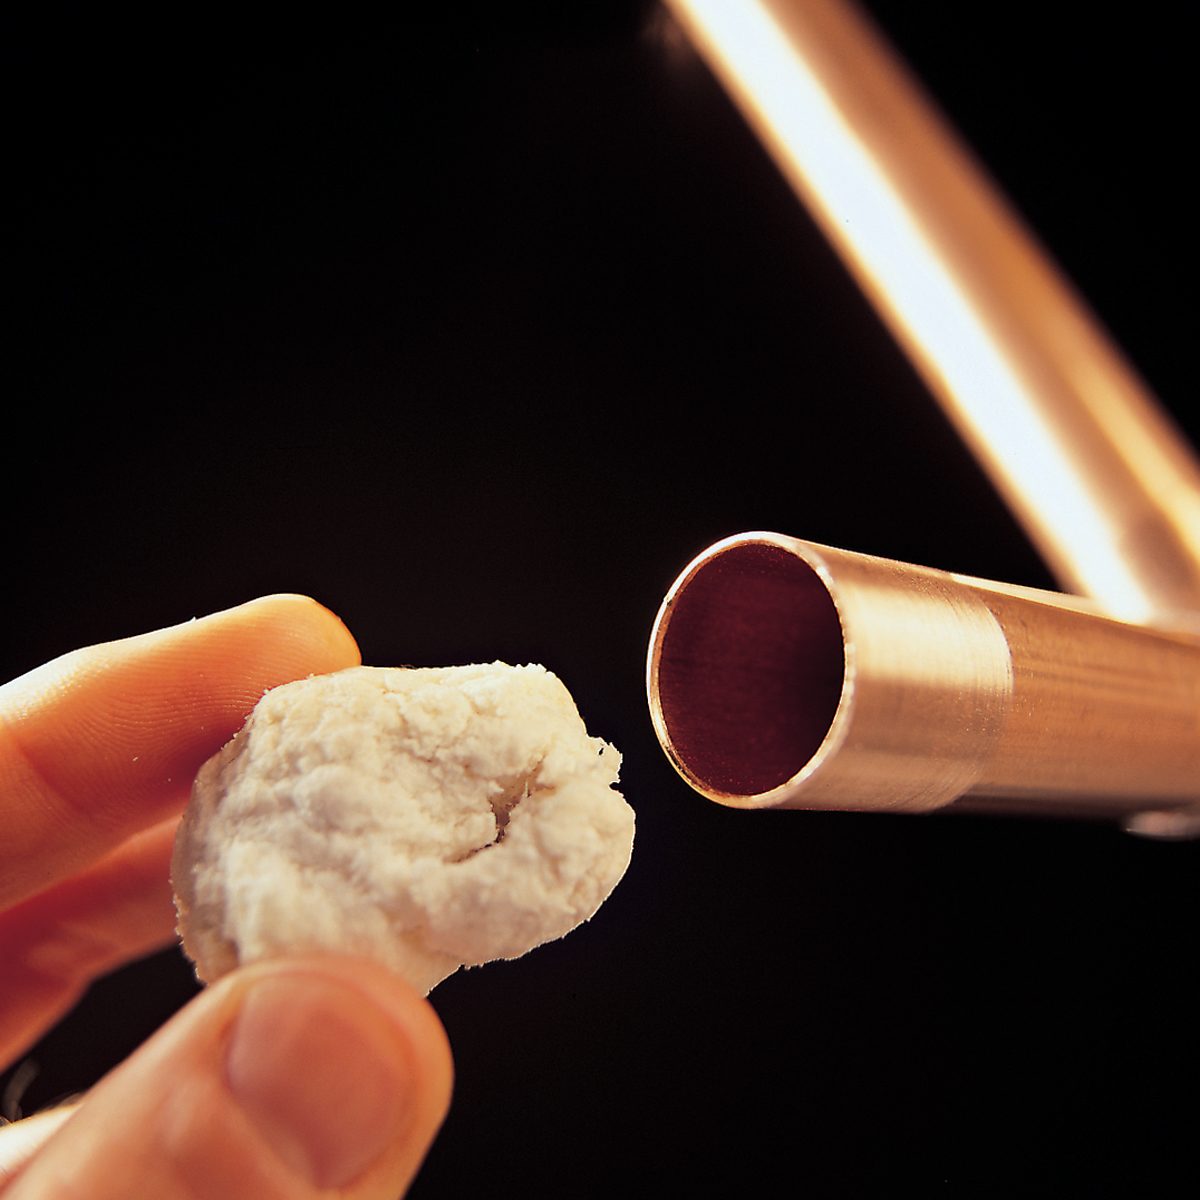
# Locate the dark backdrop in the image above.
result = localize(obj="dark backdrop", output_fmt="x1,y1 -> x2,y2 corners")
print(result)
6,2 -> 1197,1193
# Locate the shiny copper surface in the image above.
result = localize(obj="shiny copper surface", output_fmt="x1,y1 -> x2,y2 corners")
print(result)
649,534 -> 1200,819
649,0 -> 1200,827
664,0 -> 1200,626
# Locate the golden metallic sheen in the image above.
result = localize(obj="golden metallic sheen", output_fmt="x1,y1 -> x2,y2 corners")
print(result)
664,0 -> 1200,626
649,1 -> 1200,828
648,534 -> 1200,819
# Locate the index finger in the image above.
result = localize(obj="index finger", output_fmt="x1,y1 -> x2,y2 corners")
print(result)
0,595 -> 360,911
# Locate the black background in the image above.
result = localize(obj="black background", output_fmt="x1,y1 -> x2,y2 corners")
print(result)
5,1 -> 1198,1194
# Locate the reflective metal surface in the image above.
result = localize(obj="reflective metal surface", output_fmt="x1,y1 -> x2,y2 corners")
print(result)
665,0 -> 1200,626
650,0 -> 1200,827
649,533 -> 1200,818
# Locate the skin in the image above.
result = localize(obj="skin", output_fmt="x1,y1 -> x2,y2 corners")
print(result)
0,596 -> 454,1198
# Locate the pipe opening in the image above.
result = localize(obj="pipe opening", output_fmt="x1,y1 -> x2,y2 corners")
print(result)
654,542 -> 845,797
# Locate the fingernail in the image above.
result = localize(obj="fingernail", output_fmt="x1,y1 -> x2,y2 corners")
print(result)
225,973 -> 415,1189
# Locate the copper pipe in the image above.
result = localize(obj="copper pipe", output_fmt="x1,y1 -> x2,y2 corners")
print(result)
663,0 -> 1200,626
647,533 -> 1200,821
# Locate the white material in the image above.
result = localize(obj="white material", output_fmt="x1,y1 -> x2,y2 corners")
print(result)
172,663 -> 634,993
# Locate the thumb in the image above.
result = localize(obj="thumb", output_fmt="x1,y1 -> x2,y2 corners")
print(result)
5,957 -> 453,1199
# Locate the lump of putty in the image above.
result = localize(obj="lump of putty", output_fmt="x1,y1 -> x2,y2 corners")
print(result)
171,663 -> 635,994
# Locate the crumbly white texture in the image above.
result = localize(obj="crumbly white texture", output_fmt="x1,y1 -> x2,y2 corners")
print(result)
172,663 -> 634,994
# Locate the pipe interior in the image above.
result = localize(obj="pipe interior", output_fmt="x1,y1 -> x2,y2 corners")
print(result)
655,542 -> 845,796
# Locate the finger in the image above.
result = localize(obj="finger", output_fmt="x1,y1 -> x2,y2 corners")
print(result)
0,1105 -> 79,1191
0,594 -> 360,910
0,818 -> 179,1067
3,957 -> 454,1200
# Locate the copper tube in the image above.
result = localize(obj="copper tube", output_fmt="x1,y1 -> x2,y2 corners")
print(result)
647,533 -> 1200,819
663,0 -> 1200,626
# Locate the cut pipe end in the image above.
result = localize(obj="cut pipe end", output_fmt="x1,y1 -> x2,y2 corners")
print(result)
650,532 -> 1200,819
647,537 -> 846,805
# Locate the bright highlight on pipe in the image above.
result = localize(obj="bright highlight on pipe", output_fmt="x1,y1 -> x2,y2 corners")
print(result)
651,1 -> 1200,828
665,0 -> 1200,625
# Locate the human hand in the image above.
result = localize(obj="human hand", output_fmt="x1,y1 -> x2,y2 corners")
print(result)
0,597 -> 453,1198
